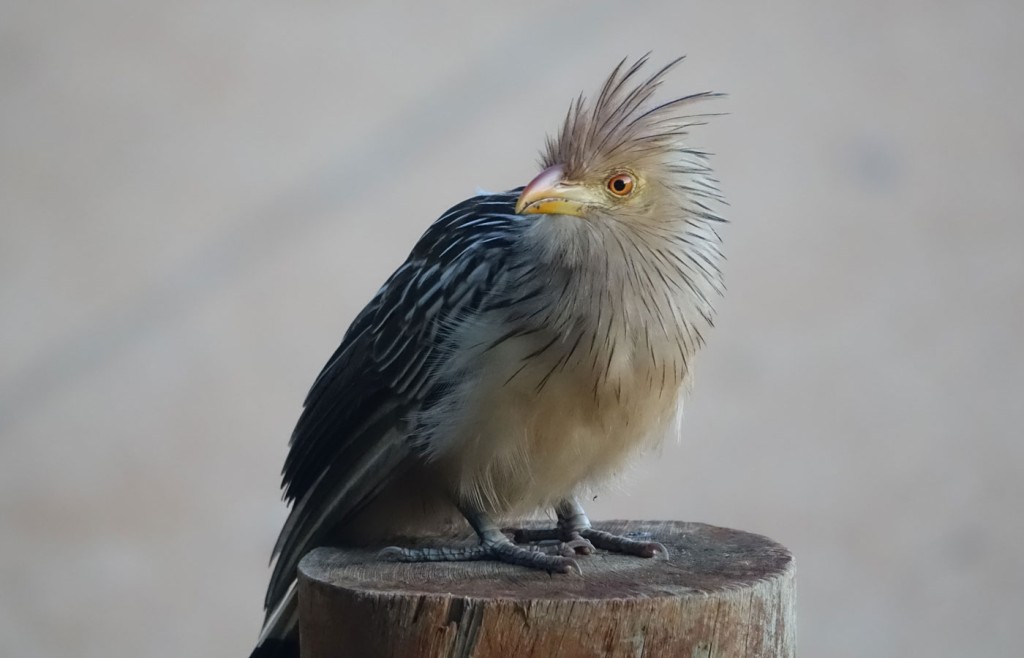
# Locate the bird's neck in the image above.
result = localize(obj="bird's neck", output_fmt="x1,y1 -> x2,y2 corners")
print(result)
510,214 -> 722,372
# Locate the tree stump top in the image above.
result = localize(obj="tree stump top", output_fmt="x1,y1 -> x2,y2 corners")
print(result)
297,521 -> 796,658
300,520 -> 792,601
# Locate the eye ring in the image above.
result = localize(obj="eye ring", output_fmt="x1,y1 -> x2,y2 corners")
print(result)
607,173 -> 635,197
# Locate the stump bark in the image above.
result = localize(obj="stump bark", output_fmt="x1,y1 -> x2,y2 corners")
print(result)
297,520 -> 795,658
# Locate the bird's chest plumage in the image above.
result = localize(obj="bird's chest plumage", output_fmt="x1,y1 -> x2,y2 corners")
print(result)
422,286 -> 693,516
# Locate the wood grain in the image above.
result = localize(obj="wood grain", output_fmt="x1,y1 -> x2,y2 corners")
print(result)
297,520 -> 795,658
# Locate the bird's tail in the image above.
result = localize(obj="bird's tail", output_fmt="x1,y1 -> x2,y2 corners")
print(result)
249,581 -> 299,658
248,638 -> 299,658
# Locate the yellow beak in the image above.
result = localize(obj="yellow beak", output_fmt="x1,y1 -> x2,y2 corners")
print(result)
515,165 -> 589,217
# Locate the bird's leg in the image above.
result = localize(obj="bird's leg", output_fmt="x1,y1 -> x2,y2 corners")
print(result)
507,502 -> 596,556
511,497 -> 669,559
379,505 -> 581,574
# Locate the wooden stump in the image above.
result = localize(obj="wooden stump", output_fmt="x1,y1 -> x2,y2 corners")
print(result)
297,520 -> 795,658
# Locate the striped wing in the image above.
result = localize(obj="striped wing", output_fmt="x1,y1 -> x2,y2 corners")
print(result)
264,189 -> 524,612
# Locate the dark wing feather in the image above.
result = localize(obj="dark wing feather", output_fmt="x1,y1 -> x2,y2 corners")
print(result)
264,190 -> 524,612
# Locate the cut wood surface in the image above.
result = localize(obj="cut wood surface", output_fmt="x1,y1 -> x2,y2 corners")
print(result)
297,520 -> 795,658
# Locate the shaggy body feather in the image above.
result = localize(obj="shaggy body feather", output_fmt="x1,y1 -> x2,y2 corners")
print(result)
422,209 -> 719,515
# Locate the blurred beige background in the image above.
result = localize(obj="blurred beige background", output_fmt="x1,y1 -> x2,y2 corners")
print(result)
2,1 -> 1022,656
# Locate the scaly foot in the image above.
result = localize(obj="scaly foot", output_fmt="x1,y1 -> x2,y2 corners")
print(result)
508,498 -> 669,560
378,537 -> 581,574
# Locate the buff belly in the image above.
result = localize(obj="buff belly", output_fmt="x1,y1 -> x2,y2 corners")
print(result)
424,327 -> 687,517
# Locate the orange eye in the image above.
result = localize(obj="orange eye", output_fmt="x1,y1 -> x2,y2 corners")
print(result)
607,173 -> 634,196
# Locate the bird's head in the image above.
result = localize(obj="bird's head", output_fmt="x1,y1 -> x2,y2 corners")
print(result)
515,56 -> 722,229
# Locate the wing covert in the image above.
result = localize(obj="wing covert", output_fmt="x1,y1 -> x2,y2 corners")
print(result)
265,190 -> 524,611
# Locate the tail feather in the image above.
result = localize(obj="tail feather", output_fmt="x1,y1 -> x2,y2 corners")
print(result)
248,638 -> 299,658
250,582 -> 299,658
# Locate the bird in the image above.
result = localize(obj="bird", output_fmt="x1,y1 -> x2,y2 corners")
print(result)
249,55 -> 725,658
